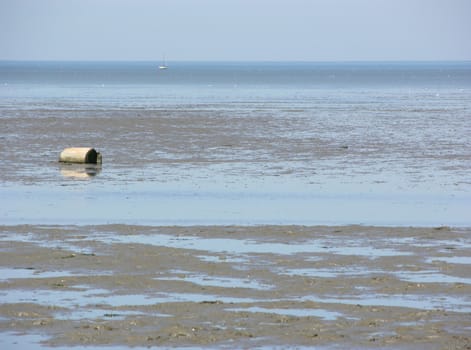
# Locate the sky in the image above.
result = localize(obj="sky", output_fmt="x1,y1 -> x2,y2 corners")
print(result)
1,0 -> 470,61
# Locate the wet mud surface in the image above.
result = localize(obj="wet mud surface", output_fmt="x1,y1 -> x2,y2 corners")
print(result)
2,108 -> 470,189
1,65 -> 471,348
1,109 -> 470,227
1,225 -> 471,349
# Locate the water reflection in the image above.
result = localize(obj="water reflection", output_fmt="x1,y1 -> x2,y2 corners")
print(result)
59,164 -> 101,179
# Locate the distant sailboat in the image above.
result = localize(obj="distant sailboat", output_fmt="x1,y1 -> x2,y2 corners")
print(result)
159,55 -> 168,70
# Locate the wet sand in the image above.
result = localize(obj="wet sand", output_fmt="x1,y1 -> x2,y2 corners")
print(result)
1,71 -> 471,348
1,110 -> 470,227
1,225 -> 471,349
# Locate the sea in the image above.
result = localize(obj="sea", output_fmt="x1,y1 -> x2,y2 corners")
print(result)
1,61 -> 470,226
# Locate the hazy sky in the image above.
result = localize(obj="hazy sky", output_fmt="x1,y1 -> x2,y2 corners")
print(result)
1,0 -> 470,61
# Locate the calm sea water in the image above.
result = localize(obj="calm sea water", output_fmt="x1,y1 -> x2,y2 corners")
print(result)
1,61 -> 471,108
3,60 -> 471,86
1,61 -> 470,226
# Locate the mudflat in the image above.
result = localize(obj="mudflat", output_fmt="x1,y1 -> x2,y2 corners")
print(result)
1,224 -> 470,349
2,63 -> 471,349
1,109 -> 470,227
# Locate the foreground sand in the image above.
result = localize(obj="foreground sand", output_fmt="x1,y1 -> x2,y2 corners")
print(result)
1,225 -> 470,349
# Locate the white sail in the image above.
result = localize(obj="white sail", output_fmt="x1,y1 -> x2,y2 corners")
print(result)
159,55 -> 168,70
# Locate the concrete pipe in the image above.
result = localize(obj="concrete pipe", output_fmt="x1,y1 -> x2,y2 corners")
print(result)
59,147 -> 102,164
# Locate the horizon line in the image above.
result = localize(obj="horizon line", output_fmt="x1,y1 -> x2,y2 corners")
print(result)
1,59 -> 471,64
